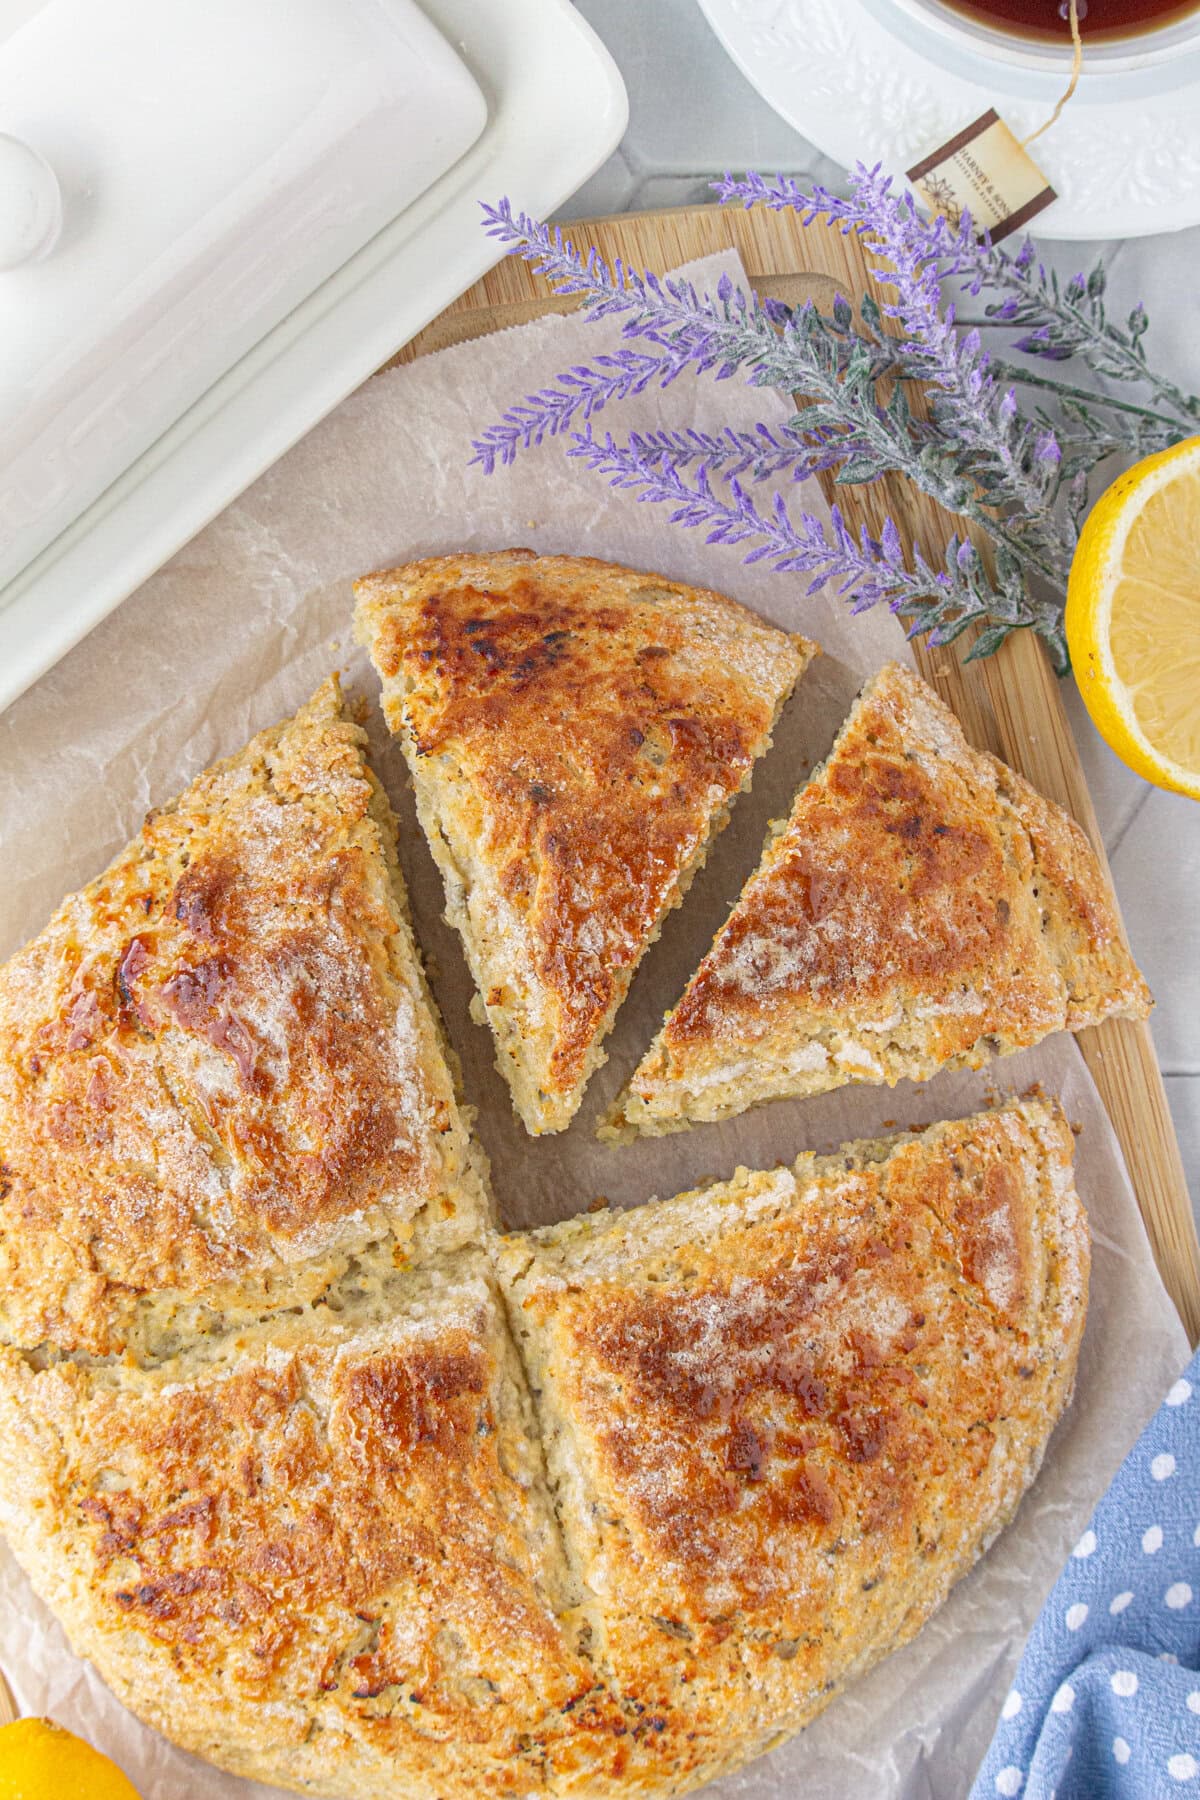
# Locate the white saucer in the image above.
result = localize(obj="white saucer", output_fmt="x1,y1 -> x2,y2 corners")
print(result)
696,0 -> 1200,237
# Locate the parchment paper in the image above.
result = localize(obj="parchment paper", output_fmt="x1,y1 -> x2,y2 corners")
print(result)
0,251 -> 1188,1800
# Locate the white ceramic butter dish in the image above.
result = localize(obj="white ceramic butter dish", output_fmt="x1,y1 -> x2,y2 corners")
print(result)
0,0 -> 627,710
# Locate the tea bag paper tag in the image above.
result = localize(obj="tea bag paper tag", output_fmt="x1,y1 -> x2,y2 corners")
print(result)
907,109 -> 1056,240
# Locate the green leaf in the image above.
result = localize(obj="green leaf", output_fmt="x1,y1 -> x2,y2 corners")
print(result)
833,456 -> 886,485
965,622 -> 1017,660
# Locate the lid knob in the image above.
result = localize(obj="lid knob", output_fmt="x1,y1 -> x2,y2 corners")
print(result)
0,133 -> 62,270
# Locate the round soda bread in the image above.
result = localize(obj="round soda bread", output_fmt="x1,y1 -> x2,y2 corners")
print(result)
0,680 -> 1090,1798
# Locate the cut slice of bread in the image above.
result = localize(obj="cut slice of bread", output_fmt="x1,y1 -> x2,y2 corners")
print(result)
355,550 -> 816,1135
0,1251 -> 607,1799
0,679 -> 490,1358
498,1099 -> 1089,1759
606,661 -> 1151,1137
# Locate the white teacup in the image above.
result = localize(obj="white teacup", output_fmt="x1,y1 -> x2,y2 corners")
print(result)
884,0 -> 1200,72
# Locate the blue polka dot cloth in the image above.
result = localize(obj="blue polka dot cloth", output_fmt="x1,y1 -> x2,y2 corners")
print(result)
972,1347 -> 1200,1799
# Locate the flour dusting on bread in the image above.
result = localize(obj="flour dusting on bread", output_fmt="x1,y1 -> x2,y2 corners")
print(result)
606,661 -> 1150,1138
355,549 -> 817,1134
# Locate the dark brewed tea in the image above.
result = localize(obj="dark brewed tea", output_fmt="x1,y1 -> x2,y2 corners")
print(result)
941,0 -> 1197,40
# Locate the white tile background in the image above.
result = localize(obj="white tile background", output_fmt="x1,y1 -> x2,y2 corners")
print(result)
565,0 -> 1200,1224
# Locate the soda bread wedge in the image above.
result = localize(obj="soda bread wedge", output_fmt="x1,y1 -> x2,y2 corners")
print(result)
0,1253 -> 620,1800
355,550 -> 816,1134
0,680 -> 489,1359
607,661 -> 1150,1137
498,1099 -> 1089,1770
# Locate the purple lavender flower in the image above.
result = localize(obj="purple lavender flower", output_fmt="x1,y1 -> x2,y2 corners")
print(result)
567,427 -> 1062,660
717,165 -> 1068,551
469,348 -> 697,474
471,165 -> 1190,670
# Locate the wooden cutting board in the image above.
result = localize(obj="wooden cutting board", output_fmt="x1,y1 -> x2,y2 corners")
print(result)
394,202 -> 1200,1343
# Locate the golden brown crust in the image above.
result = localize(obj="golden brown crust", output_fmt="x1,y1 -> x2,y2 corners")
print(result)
0,1093 -> 1088,1796
999,761 -> 1148,1029
499,1099 -> 1089,1758
0,660 -> 1095,1799
0,681 -> 486,1356
355,550 -> 816,1132
609,661 -> 1150,1134
0,1258 -> 625,1799
0,1105 -> 1088,1800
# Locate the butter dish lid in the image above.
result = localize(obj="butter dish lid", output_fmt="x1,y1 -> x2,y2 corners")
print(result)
0,0 -> 487,590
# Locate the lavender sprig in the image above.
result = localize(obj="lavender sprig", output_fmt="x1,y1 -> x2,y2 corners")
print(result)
481,198 -> 794,360
988,361 -> 1188,436
475,215 -> 1065,587
477,170 -> 1197,669
480,196 -> 890,389
946,238 -> 1200,425
1023,394 -> 1184,477
717,168 -> 1198,429
478,194 -> 1061,652
480,200 -> 663,318
476,213 -> 897,460
570,422 -> 843,483
469,347 -> 696,473
718,166 -> 1069,556
570,429 -> 1067,667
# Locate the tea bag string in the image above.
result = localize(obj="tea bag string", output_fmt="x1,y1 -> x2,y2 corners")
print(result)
1022,0 -> 1083,145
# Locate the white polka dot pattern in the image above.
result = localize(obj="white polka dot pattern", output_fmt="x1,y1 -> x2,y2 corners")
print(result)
972,1354 -> 1200,1800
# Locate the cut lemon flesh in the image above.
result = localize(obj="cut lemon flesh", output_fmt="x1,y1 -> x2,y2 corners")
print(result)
0,1717 -> 141,1800
1066,437 -> 1200,799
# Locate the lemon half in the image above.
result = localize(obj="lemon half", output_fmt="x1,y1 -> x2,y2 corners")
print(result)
1066,436 -> 1200,800
0,1717 -> 141,1800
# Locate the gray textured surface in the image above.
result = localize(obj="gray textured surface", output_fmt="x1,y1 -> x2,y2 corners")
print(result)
565,0 -> 1200,1223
